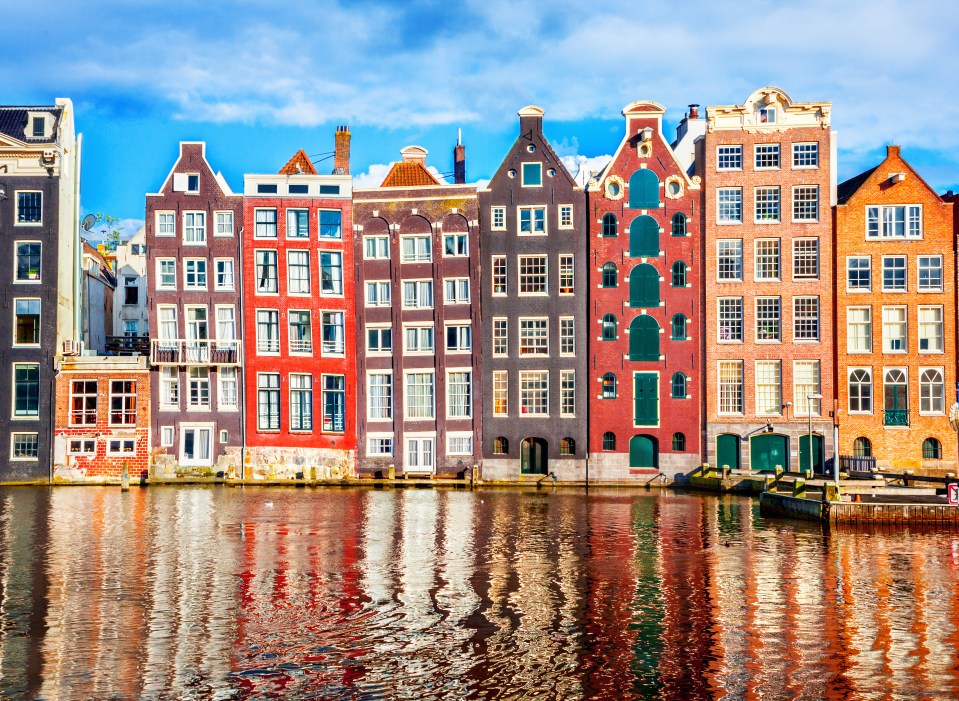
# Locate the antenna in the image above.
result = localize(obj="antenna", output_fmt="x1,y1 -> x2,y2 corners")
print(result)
81,214 -> 96,231
457,128 -> 462,146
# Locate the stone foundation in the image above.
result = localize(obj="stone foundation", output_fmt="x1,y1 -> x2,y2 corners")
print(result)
480,458 -> 586,482
151,447 -> 243,479
243,446 -> 355,481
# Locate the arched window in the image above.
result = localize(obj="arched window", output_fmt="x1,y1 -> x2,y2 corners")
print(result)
601,314 -> 617,340
628,170 -> 660,209
601,262 -> 618,288
671,213 -> 687,237
849,369 -> 872,413
601,213 -> 618,237
671,261 -> 687,287
672,432 -> 686,451
884,369 -> 907,425
923,437 -> 942,459
920,368 -> 945,414
853,437 -> 871,457
671,314 -> 687,340
629,216 -> 659,257
601,372 -> 617,399
602,432 -> 616,451
629,263 -> 660,308
629,315 -> 660,361
671,372 -> 687,398
493,437 -> 508,454
560,437 -> 575,455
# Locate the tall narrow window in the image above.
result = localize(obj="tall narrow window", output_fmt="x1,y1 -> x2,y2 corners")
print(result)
492,256 -> 507,295
671,261 -> 686,287
602,262 -> 618,288
14,299 -> 40,345
288,310 -> 312,354
492,371 -> 508,416
256,310 -> 280,353
13,364 -> 39,417
671,213 -> 687,237
109,380 -> 137,425
15,243 -> 41,282
601,213 -> 617,237
560,370 -> 575,417
319,252 -> 343,295
322,312 -> 345,355
559,254 -> 574,295
319,210 -> 342,239
718,361 -> 743,414
755,361 -> 781,415
287,209 -> 309,238
559,317 -> 575,356
492,318 -> 508,356
255,209 -> 278,238
183,212 -> 206,244
290,374 -> 313,430
848,369 -> 872,413
287,250 -> 311,294
368,374 -> 393,420
70,380 -> 98,425
447,371 -> 472,418
255,250 -> 278,293
257,374 -> 280,430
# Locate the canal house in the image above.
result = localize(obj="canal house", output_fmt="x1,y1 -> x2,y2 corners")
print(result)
835,146 -> 956,473
479,106 -> 587,481
146,142 -> 245,476
0,101 -> 82,481
586,101 -> 703,481
352,143 -> 481,477
241,134 -> 357,479
702,88 -> 836,473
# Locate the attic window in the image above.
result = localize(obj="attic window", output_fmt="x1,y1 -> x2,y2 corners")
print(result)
187,174 -> 199,192
319,185 -> 340,195
257,183 -> 278,194
759,107 -> 777,124
31,117 -> 45,138
289,184 -> 309,194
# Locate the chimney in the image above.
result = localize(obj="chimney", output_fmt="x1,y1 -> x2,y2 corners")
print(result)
518,105 -> 545,138
688,104 -> 700,120
334,125 -> 351,174
454,128 -> 466,184
886,145 -> 901,158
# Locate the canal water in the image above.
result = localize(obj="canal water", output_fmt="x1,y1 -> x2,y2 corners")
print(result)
1,487 -> 958,700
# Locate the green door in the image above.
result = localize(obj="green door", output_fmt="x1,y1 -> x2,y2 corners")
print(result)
716,434 -> 740,471
750,434 -> 788,472
629,316 -> 660,361
521,437 -> 548,475
629,264 -> 660,308
629,435 -> 657,468
799,434 -> 824,473
628,170 -> 660,209
633,373 -> 659,426
629,216 -> 659,257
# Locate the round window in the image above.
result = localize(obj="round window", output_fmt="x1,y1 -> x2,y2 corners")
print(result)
547,168 -> 556,177
527,144 -> 536,153
667,181 -> 682,196
607,181 -> 620,197
508,169 -> 517,179
639,143 -> 651,157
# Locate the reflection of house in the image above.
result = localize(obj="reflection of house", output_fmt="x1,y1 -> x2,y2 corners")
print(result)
113,226 -> 148,338
586,101 -> 703,480
53,355 -> 150,482
836,147 -> 956,473
145,142 -> 244,476
702,87 -> 836,473
0,100 -> 81,481
479,107 -> 587,481
81,240 -> 116,353
352,143 -> 481,476
241,133 -> 356,480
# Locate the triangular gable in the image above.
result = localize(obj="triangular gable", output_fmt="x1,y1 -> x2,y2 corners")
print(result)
380,161 -> 440,187
148,142 -> 234,197
279,149 -> 317,175
484,109 -> 580,191
839,147 -> 945,206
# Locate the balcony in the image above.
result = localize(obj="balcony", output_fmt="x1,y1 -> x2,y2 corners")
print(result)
105,335 -> 149,356
150,339 -> 243,366
289,338 -> 313,354
884,409 -> 909,426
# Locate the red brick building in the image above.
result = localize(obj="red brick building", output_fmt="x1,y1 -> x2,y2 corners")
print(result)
836,146 -> 956,473
52,356 -> 150,482
586,101 -> 703,480
701,87 -> 835,473
241,133 -> 357,479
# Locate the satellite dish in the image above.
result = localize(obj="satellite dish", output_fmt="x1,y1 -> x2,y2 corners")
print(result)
81,214 -> 96,231
949,402 -> 959,432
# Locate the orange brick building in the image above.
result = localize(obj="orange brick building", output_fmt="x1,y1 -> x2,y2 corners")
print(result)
835,146 -> 956,473
701,87 -> 836,472
52,355 -> 151,482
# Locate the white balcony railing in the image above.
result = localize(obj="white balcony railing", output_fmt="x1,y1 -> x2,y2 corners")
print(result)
150,339 -> 243,366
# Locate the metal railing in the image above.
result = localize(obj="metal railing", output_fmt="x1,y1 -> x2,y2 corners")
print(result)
884,409 -> 909,426
150,339 -> 243,366
289,338 -> 313,354
106,335 -> 149,356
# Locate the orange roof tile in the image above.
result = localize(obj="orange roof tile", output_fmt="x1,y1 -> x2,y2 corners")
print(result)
380,161 -> 440,187
279,149 -> 317,175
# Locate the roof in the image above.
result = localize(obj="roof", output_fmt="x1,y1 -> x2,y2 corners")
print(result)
279,149 -> 317,175
380,161 -> 440,187
0,106 -> 61,144
837,167 -> 878,204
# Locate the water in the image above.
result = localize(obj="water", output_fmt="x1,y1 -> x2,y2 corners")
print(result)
0,486 -> 958,700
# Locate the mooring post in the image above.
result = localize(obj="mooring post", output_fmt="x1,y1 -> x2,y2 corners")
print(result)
121,462 -> 130,491
793,477 -> 806,499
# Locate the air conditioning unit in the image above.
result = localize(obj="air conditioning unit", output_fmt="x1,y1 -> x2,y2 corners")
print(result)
62,340 -> 82,356
41,149 -> 56,164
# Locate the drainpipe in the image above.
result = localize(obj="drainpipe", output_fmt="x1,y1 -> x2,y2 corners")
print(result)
238,223 -> 246,480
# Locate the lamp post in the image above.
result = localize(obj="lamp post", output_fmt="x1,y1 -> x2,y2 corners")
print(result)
807,393 -> 823,474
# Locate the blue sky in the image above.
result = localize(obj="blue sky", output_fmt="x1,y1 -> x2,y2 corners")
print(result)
6,1 -> 959,238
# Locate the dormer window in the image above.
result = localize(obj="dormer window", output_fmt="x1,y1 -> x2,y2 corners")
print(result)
759,107 -> 777,124
31,117 -> 45,138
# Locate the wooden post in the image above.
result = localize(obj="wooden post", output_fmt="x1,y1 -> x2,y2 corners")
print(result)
121,462 -> 130,491
792,477 -> 806,498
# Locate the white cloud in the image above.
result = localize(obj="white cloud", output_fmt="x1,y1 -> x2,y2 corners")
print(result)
561,155 -> 613,187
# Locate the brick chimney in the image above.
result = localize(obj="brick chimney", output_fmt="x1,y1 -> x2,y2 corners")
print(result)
688,104 -> 700,119
334,125 -> 350,174
453,128 -> 466,184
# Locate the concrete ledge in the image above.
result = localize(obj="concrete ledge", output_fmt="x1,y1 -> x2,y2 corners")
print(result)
760,492 -> 827,522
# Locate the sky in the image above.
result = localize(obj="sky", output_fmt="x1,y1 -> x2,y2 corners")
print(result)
6,0 -> 959,240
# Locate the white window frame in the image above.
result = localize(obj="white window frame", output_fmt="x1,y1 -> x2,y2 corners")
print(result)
446,432 -> 474,456
518,317 -> 549,357
754,360 -> 782,416
519,370 -> 549,416
254,207 -> 278,239
183,258 -> 208,291
847,367 -> 873,415
558,205 -> 573,229
366,324 -> 392,355
363,235 -> 389,260
919,366 -> 946,416
846,256 -> 871,292
882,305 -> 908,353
793,360 -> 821,417
403,323 -> 435,355
518,255 -> 548,296
846,306 -> 872,354
716,145 -> 743,171
717,188 -> 743,224
881,255 -> 907,292
402,280 -> 433,309
404,371 -> 436,420
492,318 -> 508,357
559,317 -> 575,357
214,258 -> 235,291
918,305 -> 944,354
182,211 -> 206,245
214,211 -> 234,237
490,207 -> 506,231
156,210 -> 175,237
917,255 -> 943,292
400,235 -> 432,263
444,278 -> 470,305
792,185 -> 819,223
754,143 -> 781,170
445,323 -> 472,354
286,249 -> 312,295
446,368 -> 473,419
156,258 -> 177,291
367,372 -> 393,421
365,280 -> 392,307
492,371 -> 508,417
518,206 -> 547,236
792,142 -> 819,169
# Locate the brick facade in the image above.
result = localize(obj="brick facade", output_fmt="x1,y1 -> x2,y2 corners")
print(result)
702,87 -> 836,473
586,101 -> 703,481
835,146 -> 957,473
53,356 -> 151,482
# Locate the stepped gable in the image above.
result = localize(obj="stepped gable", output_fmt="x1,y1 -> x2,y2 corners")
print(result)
278,149 -> 317,175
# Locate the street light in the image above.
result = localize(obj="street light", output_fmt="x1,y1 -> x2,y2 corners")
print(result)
807,393 -> 823,474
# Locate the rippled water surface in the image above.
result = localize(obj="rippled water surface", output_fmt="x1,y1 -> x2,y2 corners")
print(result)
1,486 -> 958,700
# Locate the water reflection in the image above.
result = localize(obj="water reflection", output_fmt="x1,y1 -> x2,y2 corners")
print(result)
0,486 -> 957,699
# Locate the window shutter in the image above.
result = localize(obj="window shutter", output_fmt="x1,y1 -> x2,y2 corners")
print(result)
629,216 -> 659,257
628,170 -> 660,209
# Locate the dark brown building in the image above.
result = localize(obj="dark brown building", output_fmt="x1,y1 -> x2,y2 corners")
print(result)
145,142 -> 245,475
352,145 -> 481,476
478,106 -> 587,479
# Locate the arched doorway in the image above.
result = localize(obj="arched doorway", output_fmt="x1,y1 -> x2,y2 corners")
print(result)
750,433 -> 788,472
521,437 -> 548,475
716,434 -> 741,470
629,263 -> 660,308
629,435 -> 658,469
629,316 -> 660,361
